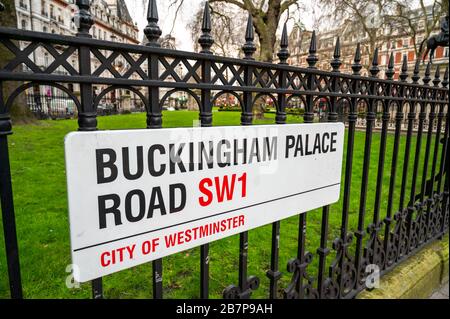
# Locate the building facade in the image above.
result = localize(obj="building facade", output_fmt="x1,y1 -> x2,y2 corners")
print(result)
14,0 -> 141,117
275,7 -> 448,131
282,7 -> 449,78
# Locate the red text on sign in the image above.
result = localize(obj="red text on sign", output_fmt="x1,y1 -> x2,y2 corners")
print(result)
198,173 -> 247,207
100,244 -> 136,267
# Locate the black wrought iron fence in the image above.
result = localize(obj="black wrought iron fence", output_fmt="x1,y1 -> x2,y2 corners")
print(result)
0,0 -> 448,300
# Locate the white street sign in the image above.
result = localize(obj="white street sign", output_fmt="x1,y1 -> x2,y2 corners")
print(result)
64,123 -> 345,282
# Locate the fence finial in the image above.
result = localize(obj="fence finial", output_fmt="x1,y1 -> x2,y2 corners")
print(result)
198,1 -> 214,54
433,65 -> 441,87
412,59 -> 421,84
306,31 -> 318,68
385,52 -> 395,80
144,0 -> 162,46
369,48 -> 380,77
331,37 -> 341,72
74,0 -> 94,37
442,67 -> 449,88
242,13 -> 256,60
277,23 -> 290,64
399,54 -> 408,82
423,61 -> 432,85
352,43 -> 362,75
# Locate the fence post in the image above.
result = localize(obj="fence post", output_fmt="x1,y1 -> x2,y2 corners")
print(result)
222,12 -> 259,300
284,31 -> 319,299
198,1 -> 214,299
74,0 -> 102,298
354,48 -> 379,290
438,68 -> 449,237
317,37 -> 341,299
330,44 -> 362,298
144,0 -> 164,299
424,66 -> 443,239
265,21 -> 289,299
0,83 -> 23,299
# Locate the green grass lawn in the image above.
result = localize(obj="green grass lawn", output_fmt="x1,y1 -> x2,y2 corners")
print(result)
0,110 -> 443,299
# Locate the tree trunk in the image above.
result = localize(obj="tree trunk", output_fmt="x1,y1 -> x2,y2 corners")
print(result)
0,0 -> 35,123
251,6 -> 281,120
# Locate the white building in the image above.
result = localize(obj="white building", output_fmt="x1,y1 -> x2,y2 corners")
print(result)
14,0 -> 142,116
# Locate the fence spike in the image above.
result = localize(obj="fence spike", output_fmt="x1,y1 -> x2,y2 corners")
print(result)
198,1 -> 214,54
369,48 -> 380,77
242,14 -> 256,60
442,67 -> 449,88
352,43 -> 362,75
74,0 -> 94,37
412,59 -> 421,84
433,65 -> 441,87
385,52 -> 395,80
277,23 -> 290,64
330,37 -> 341,72
423,61 -> 432,85
399,54 -> 408,82
306,31 -> 318,68
144,0 -> 162,46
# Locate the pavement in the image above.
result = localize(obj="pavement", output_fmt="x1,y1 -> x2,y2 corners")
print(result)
429,281 -> 449,299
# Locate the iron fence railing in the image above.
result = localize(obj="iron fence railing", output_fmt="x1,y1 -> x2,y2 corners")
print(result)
0,0 -> 448,299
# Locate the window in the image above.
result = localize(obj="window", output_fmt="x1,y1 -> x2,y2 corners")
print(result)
21,20 -> 27,30
43,25 -> 47,33
41,0 -> 47,16
50,5 -> 55,20
445,47 -> 449,58
19,0 -> 28,9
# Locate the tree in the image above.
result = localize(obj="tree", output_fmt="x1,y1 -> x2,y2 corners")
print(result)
318,0 -> 448,66
317,0 -> 397,65
208,0 -> 303,62
391,0 -> 447,57
188,2 -> 248,57
167,0 -> 302,62
0,0 -> 33,122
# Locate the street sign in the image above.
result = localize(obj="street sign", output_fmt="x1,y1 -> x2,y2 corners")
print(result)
65,123 -> 345,282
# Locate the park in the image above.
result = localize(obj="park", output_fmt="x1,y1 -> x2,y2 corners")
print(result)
0,0 -> 448,303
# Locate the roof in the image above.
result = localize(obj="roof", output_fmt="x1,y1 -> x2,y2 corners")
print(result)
115,0 -> 133,24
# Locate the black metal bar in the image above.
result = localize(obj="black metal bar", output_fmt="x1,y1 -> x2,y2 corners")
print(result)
91,278 -> 103,299
398,56 -> 412,212
144,0 -> 164,300
152,258 -> 163,299
317,37 -> 341,298
437,69 -> 449,237
425,67 -> 443,239
74,0 -> 102,298
332,44 -> 361,298
0,112 -> 23,299
198,2 -> 213,299
222,16 -> 259,299
354,49 -> 380,289
397,57 -> 416,259
404,61 -> 426,254
417,64 -> 436,249
266,22 -> 288,299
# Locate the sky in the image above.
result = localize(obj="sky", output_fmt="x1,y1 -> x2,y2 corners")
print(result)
124,0 -> 435,52
124,0 -> 316,52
